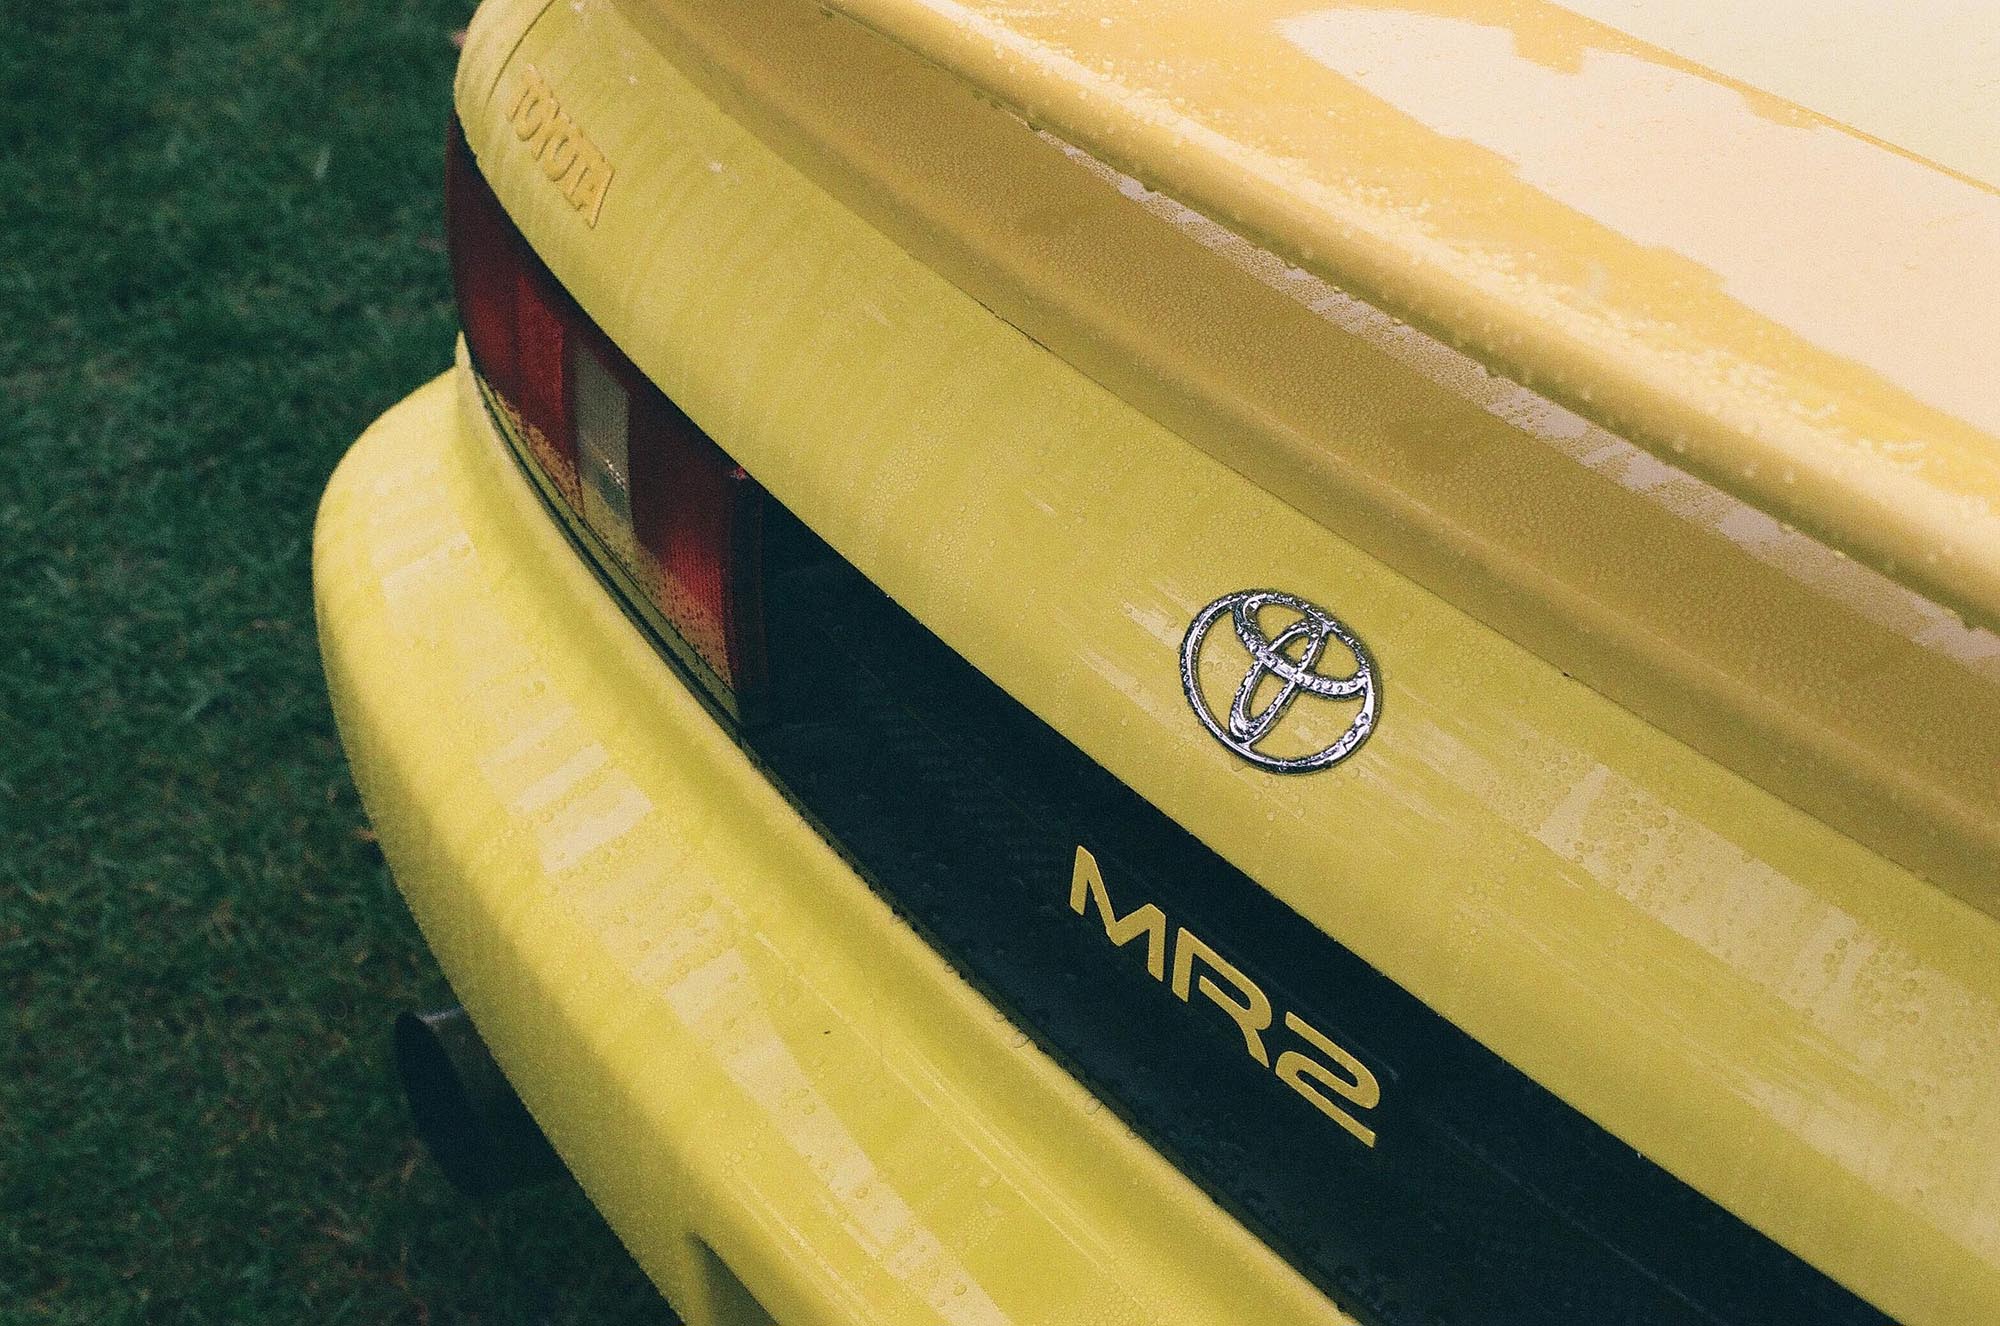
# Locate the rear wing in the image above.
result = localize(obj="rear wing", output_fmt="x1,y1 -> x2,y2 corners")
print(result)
465,0 -> 2000,913
833,0 -> 2000,634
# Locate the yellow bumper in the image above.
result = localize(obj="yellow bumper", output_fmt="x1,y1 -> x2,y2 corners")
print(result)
312,353 -> 1344,1326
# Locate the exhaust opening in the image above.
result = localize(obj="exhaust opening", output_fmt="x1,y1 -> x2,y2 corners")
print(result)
392,1005 -> 564,1198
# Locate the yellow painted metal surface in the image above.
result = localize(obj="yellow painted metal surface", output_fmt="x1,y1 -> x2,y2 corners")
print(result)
489,0 -> 2000,919
430,2 -> 2000,1319
827,0 -> 2000,642
310,0 -> 2000,1320
316,360 -> 1349,1326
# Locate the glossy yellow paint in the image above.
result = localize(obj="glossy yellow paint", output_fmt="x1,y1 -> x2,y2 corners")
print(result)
831,0 -> 2000,639
315,0 -> 2000,1321
317,359 -> 1348,1326
435,2 -> 2000,1318
486,0 -> 2000,925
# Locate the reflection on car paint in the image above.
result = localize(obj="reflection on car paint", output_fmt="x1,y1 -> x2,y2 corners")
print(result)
1277,6 -> 2000,436
1049,133 -> 2000,682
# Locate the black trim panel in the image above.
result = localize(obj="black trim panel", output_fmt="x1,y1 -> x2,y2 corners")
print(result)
479,374 -> 1889,1326
743,509 -> 1887,1326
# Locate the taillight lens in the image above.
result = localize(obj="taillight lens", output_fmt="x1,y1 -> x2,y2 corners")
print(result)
444,116 -> 765,709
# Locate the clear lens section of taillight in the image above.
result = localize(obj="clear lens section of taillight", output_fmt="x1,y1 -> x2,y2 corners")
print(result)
444,115 -> 765,708
572,341 -> 635,564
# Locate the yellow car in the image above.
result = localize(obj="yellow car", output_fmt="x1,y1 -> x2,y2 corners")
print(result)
314,1 -> 2000,1322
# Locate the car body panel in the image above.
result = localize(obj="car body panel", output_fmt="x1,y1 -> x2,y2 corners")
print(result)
319,0 -> 2000,1320
316,362 -> 1348,1326
474,0 -> 2000,922
827,0 -> 2000,639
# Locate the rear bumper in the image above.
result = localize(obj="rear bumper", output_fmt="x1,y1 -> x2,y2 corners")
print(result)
312,350 -> 1344,1325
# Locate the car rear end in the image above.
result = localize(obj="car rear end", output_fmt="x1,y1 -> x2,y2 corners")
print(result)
315,1 -> 2000,1322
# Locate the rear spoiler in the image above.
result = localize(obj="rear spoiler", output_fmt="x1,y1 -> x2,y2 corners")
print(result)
830,0 -> 2000,633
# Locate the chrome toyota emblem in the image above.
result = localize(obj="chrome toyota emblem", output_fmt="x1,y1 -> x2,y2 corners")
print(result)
1180,590 -> 1378,773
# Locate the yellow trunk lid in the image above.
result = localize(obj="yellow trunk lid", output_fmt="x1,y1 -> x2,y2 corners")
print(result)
833,0 -> 2000,635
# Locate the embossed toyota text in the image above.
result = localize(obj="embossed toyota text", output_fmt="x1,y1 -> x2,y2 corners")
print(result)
508,65 -> 614,227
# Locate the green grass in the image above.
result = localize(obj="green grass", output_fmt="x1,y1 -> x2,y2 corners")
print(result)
0,2 -> 674,1320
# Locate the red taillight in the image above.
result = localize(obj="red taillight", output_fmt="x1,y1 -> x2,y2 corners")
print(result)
443,120 -> 516,388
444,116 -> 765,706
